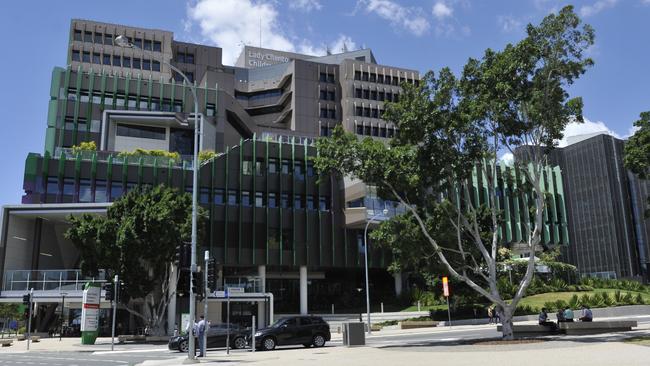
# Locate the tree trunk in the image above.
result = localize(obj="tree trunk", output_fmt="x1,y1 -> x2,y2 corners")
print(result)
500,306 -> 514,340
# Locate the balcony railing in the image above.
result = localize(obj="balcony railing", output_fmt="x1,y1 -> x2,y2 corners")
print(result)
54,148 -> 195,169
2,269 -> 107,292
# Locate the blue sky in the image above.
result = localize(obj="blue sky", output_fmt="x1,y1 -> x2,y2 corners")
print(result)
0,0 -> 648,206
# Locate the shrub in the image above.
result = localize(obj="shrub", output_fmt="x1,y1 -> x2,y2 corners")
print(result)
71,141 -> 97,155
199,150 -> 217,162
634,293 -> 644,305
118,149 -> 180,161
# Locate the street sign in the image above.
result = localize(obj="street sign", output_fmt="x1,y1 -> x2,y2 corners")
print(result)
442,276 -> 449,297
81,283 -> 101,345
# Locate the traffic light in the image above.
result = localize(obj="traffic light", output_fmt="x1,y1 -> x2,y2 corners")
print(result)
174,242 -> 191,270
104,283 -> 115,301
192,273 -> 204,300
22,294 -> 31,305
206,258 -> 217,292
177,269 -> 190,297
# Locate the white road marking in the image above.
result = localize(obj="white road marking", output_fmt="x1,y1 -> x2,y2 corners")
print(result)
93,347 -> 169,355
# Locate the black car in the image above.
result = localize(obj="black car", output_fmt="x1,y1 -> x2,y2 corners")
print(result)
168,323 -> 248,352
252,316 -> 331,351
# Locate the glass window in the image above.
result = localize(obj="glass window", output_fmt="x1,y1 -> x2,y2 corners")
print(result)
355,88 -> 362,98
364,125 -> 371,135
394,94 -> 399,102
328,109 -> 336,119
73,30 -> 82,41
377,75 -> 384,83
92,53 -> 100,64
354,71 -> 361,80
256,160 -> 264,176
369,73 -> 376,82
214,189 -> 224,205
268,192 -> 277,208
370,90 -> 377,100
268,158 -> 278,174
372,108 -> 378,118
186,53 -> 194,64
372,126 -> 379,136
90,119 -> 101,133
362,72 -> 369,81
112,55 -> 121,67
356,106 -> 363,116
242,191 -> 251,207
281,159 -> 291,174
104,33 -> 113,45
144,39 -> 152,51
116,123 -> 165,140
46,177 -> 59,196
127,97 -> 137,109
320,125 -> 329,137
294,162 -> 304,180
142,59 -> 151,70
307,162 -> 314,176
320,90 -> 327,100
82,51 -> 90,63
294,195 -> 303,209
327,73 -> 335,83
363,89 -> 370,99
123,57 -> 131,68
320,108 -> 328,118
243,160 -> 253,175
385,76 -> 392,85
319,196 -> 329,211
255,192 -> 264,207
228,190 -> 237,205
328,91 -> 335,100
380,127 -> 387,138
153,40 -> 162,52
387,128 -> 394,138
95,181 -> 107,203
199,188 -> 210,204
110,182 -> 123,199
94,32 -> 103,44
319,73 -> 327,82
134,38 -> 143,49
79,179 -> 92,202
63,178 -> 75,196
72,50 -> 80,62
281,193 -> 290,208
133,58 -> 141,69
115,94 -> 125,107
363,107 -> 370,117
103,54 -> 111,65
356,124 -> 363,135
84,31 -> 93,42
307,196 -> 315,210
152,60 -> 160,72
80,92 -> 90,103
378,91 -> 385,101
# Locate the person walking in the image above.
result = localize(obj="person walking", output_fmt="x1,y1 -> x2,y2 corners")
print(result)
487,306 -> 494,324
197,315 -> 207,357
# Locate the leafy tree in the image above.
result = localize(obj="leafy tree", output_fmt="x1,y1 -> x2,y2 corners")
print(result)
65,185 -> 207,335
624,111 -> 650,217
315,6 -> 593,339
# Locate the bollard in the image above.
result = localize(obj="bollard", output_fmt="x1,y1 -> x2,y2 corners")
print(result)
251,315 -> 255,353
417,301 -> 421,312
381,302 -> 384,313
331,304 -> 335,314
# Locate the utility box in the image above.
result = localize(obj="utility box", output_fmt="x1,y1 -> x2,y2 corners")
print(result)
342,322 -> 365,346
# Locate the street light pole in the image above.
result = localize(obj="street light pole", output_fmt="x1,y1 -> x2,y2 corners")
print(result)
363,208 -> 388,335
114,35 -> 200,362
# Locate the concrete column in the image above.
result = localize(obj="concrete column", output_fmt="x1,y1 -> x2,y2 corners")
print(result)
299,266 -> 308,315
207,301 -> 222,325
257,301 -> 266,328
167,264 -> 177,335
394,272 -> 403,296
258,265 -> 266,293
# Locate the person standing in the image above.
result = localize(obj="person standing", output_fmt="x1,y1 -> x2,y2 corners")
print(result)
487,306 -> 494,324
197,315 -> 207,357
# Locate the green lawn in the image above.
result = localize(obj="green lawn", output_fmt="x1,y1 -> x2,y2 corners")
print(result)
399,288 -> 650,312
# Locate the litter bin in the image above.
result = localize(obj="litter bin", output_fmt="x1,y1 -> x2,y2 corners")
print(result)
342,322 -> 365,346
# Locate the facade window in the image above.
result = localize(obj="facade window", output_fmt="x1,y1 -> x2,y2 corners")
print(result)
356,124 -> 363,135
294,195 -> 303,209
372,126 -> 379,136
378,91 -> 385,101
327,73 -> 335,83
256,160 -> 264,176
268,158 -> 278,174
319,196 -> 330,211
134,38 -> 143,49
116,123 -> 165,140
94,32 -> 103,44
380,127 -> 387,138
255,192 -> 264,207
281,159 -> 291,174
307,162 -> 315,177
103,54 -> 111,65
82,51 -> 90,63
228,190 -> 238,205
355,88 -> 362,98
362,72 -> 369,81
386,92 -> 392,102
319,73 -> 327,82
307,196 -> 315,210
387,128 -> 394,138
243,160 -> 253,175
46,177 -> 59,196
152,60 -> 161,72
112,55 -> 121,67
385,76 -> 392,85
294,161 -> 304,180
92,53 -> 101,64
80,92 -> 90,103
393,93 -> 399,102
371,108 -> 378,118
363,107 -> 370,117
177,52 -> 195,64
370,90 -> 377,100
242,191 -> 251,207
392,77 -> 399,86
320,90 -> 327,100
84,31 -> 93,42
143,59 -> 151,70
364,125 -> 371,135
144,39 -> 152,51
206,103 -> 215,116
123,57 -> 131,68
63,178 -> 75,197
320,108 -> 328,118
281,193 -> 290,208
268,192 -> 277,208
363,89 -> 370,99
72,50 -> 80,62
377,75 -> 384,83
79,179 -> 92,202
328,91 -> 335,100
110,182 -> 123,199
369,73 -> 376,82
354,71 -> 361,80
320,125 -> 329,137
73,30 -> 82,41
133,58 -> 141,69
328,108 -> 336,119
212,189 -> 224,206
153,40 -> 162,52
104,34 -> 113,45
355,106 -> 363,116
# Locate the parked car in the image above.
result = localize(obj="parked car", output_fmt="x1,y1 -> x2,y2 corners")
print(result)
168,323 -> 248,352
252,316 -> 331,351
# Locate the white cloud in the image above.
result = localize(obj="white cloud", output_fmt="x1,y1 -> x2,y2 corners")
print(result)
360,0 -> 430,36
186,0 -> 355,65
579,0 -> 619,17
297,34 -> 358,56
500,152 -> 514,166
558,117 -> 621,147
432,2 -> 453,19
497,15 -> 523,33
289,0 -> 322,12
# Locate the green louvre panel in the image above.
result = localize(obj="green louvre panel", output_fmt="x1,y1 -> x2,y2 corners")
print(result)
545,166 -> 559,244
304,140 -> 309,266
291,137 -> 296,266
238,138 -> 243,265
252,134 -> 257,265
554,166 -> 569,245
471,166 -> 479,207
480,159 -> 490,207
265,139 -> 270,264
224,146 -> 230,265
24,153 -> 40,188
511,166 -> 523,242
539,165 -> 550,244
71,70 -> 83,146
500,164 -> 513,242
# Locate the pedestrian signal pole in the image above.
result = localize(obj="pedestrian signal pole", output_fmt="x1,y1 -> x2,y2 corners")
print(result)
111,275 -> 118,351
442,276 -> 451,327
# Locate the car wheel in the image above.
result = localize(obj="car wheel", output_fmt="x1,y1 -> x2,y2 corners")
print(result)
312,334 -> 326,348
303,343 -> 312,348
179,340 -> 188,353
233,337 -> 247,349
262,337 -> 276,351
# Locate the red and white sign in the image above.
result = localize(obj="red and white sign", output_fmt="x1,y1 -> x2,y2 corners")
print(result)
81,285 -> 101,332
442,276 -> 450,297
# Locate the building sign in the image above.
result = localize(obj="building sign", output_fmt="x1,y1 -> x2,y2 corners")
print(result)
80,282 -> 101,344
442,276 -> 450,297
247,50 -> 291,68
